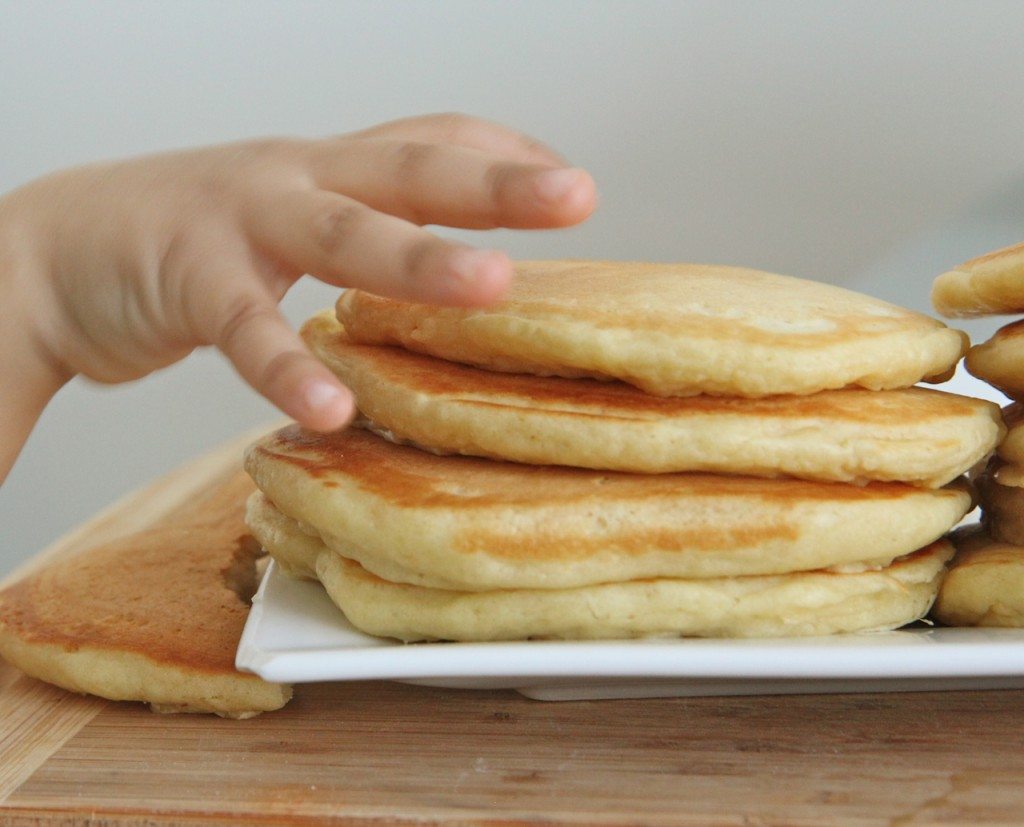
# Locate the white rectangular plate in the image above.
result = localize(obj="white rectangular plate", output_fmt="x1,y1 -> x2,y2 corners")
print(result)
237,370 -> 1024,700
236,561 -> 1024,700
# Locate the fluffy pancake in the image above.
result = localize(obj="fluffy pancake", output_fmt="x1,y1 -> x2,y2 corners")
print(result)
977,459 -> 1024,545
249,495 -> 953,641
303,310 -> 1001,486
933,241 -> 1024,317
997,403 -> 1024,464
965,320 -> 1024,399
932,526 -> 1024,627
0,471 -> 291,718
244,425 -> 972,590
337,261 -> 966,398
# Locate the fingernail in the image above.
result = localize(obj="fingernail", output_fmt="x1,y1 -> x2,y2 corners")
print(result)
449,247 -> 505,285
534,167 -> 585,203
303,379 -> 347,412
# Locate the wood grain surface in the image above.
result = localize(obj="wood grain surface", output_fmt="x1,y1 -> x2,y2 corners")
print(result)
1,429 -> 1024,826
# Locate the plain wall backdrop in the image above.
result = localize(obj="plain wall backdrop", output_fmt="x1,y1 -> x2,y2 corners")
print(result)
3,0 -> 1024,575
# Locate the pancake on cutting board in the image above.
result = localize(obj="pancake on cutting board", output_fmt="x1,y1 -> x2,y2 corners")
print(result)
337,260 -> 966,398
0,471 -> 291,718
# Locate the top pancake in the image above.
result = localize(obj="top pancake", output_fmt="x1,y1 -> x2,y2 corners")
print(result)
303,310 -> 1002,487
933,241 -> 1024,317
244,425 -> 971,591
337,260 -> 967,397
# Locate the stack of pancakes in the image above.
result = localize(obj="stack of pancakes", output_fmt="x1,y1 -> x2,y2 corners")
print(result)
245,261 -> 1002,642
932,246 -> 1024,626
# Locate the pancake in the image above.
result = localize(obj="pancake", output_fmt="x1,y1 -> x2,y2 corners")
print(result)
997,402 -> 1024,464
243,425 -> 972,590
965,320 -> 1024,399
932,526 -> 1024,627
0,471 -> 291,718
977,459 -> 1024,546
337,261 -> 966,398
303,310 -> 1001,486
933,241 -> 1024,317
248,495 -> 953,641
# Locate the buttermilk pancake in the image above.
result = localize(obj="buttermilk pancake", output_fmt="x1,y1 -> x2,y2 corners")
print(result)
977,460 -> 1024,546
303,310 -> 1001,486
997,403 -> 1024,464
933,526 -> 1024,627
0,471 -> 291,718
244,425 -> 972,591
933,241 -> 1024,317
964,319 -> 1024,399
248,495 -> 953,642
336,261 -> 966,398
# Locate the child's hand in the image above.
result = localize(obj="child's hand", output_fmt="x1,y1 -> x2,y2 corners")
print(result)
0,114 -> 596,479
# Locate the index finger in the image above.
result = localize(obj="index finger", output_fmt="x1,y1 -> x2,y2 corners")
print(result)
344,112 -> 568,167
306,139 -> 597,230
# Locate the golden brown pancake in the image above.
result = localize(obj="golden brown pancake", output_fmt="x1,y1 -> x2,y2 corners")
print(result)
249,495 -> 953,642
337,260 -> 966,398
302,310 -> 1001,486
0,471 -> 291,718
965,319 -> 1024,399
998,402 -> 1024,464
933,526 -> 1024,627
244,425 -> 972,591
933,241 -> 1024,317
978,459 -> 1024,546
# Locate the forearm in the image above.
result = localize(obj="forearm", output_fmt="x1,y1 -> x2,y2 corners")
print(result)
0,200 -> 71,483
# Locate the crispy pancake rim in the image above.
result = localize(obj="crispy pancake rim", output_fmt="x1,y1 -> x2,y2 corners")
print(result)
338,260 -> 966,397
244,425 -> 972,590
303,310 -> 1000,486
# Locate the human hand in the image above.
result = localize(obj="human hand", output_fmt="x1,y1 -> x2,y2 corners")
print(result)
0,113 -> 596,478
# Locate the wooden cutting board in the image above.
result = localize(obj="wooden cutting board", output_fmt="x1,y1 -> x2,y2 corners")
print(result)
2,430 -> 1024,826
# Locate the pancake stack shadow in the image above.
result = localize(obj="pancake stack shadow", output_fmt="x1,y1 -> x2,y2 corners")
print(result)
932,245 -> 1024,627
245,261 -> 1004,642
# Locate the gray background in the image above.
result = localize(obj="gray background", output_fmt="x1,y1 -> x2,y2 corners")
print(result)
3,0 -> 1024,576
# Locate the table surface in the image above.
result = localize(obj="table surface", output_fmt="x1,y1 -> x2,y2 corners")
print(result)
2,433 -> 1023,826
